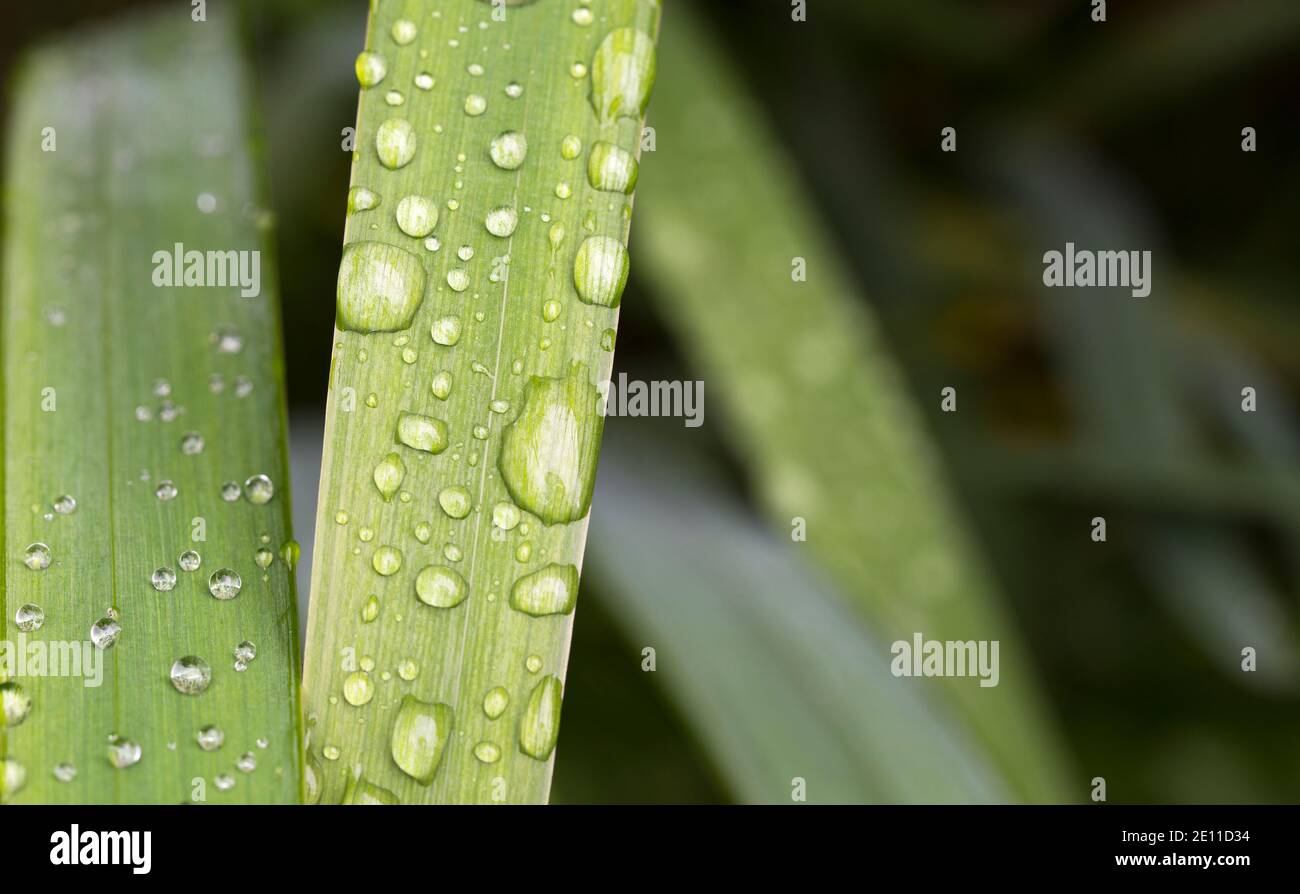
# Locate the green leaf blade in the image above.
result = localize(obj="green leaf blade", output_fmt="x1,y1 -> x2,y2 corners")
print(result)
1,8 -> 301,804
302,0 -> 661,804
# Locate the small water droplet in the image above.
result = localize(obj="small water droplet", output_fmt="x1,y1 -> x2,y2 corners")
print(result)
355,51 -> 388,88
437,485 -> 472,519
463,94 -> 487,116
244,474 -> 275,505
485,206 -> 518,238
445,269 -> 470,293
170,656 -> 213,695
179,550 -> 201,572
391,19 -> 417,46
473,741 -> 501,763
572,7 -> 594,26
415,565 -> 468,608
208,568 -> 243,601
156,480 -> 179,502
107,735 -> 142,769
91,617 -> 122,650
343,671 -> 375,706
236,752 -> 258,773
348,186 -> 381,213
587,141 -> 639,193
255,547 -> 274,570
53,762 -> 77,783
375,118 -> 417,169
52,494 -> 77,515
152,567 -> 178,592
431,315 -> 463,345
482,686 -> 509,719
373,451 -> 407,502
510,564 -> 579,617
23,542 -> 51,571
525,654 -> 544,674
1,682 -> 33,727
505,81 -> 523,98
398,659 -> 419,681
14,603 -> 44,632
371,546 -> 403,576
519,675 -> 564,760
361,594 -> 381,623
396,412 -> 449,454
414,72 -> 435,90
431,370 -> 453,400
197,725 -> 225,751
489,131 -> 527,170
214,773 -> 236,791
396,195 -> 439,237
573,236 -> 629,307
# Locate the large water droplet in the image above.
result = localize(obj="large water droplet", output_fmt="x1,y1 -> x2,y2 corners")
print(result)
518,675 -> 563,761
590,28 -> 657,124
1,682 -> 33,727
336,241 -> 427,333
414,565 -> 468,608
587,141 -> 639,193
391,695 -> 453,785
395,411 -> 449,454
498,364 -> 603,525
573,235 -> 629,307
169,656 -> 213,695
489,131 -> 528,170
375,118 -> 417,169
510,563 -> 580,617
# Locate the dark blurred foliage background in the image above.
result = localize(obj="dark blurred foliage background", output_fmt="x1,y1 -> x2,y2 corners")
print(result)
4,0 -> 1299,802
